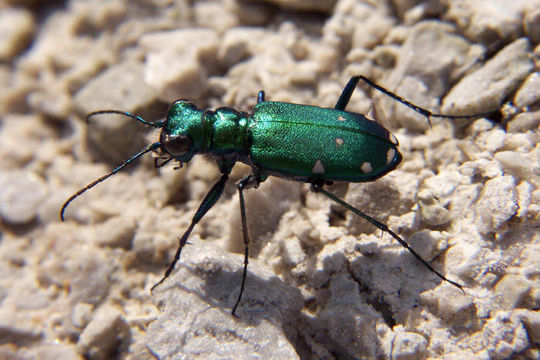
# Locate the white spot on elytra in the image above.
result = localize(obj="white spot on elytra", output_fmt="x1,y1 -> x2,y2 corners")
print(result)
386,148 -> 396,165
361,162 -> 373,173
335,138 -> 344,147
390,134 -> 398,145
312,159 -> 325,174
337,116 -> 346,121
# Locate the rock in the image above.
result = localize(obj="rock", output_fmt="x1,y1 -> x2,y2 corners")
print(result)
482,311 -> 530,360
0,171 -> 47,224
506,110 -> 540,133
74,60 -> 160,163
391,331 -> 428,360
247,0 -> 336,12
146,243 -> 303,359
475,176 -> 519,235
407,230 -> 449,262
421,287 -> 476,328
417,190 -> 450,226
140,28 -> 219,103
442,38 -> 533,117
77,305 -> 130,360
493,274 -> 531,311
514,72 -> 540,110
446,0 -> 535,43
0,8 -> 35,61
376,21 -> 485,131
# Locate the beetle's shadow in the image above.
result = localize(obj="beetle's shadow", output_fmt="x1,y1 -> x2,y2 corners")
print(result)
154,244 -> 304,322
153,236 -> 453,358
279,240 -> 455,358
150,248 -> 304,354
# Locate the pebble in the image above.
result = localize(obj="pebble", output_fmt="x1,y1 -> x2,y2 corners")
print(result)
494,151 -> 540,185
77,305 -> 130,360
0,171 -> 47,224
506,110 -> 540,133
493,274 -> 531,311
407,230 -> 448,261
378,21 -> 484,131
0,8 -> 35,61
276,0 -> 336,12
72,302 -> 94,329
524,4 -> 540,43
69,251 -> 113,305
513,72 -> 540,110
89,216 -> 136,248
421,287 -> 476,327
482,311 -> 530,360
514,309 -> 540,344
475,176 -> 519,235
391,331 -> 428,360
417,190 -> 450,226
319,273 -> 381,358
446,0 -> 534,43
442,38 -> 533,116
73,60 -> 159,163
140,28 -> 219,103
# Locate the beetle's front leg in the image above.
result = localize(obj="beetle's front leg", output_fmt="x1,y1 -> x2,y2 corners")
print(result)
151,172 -> 230,291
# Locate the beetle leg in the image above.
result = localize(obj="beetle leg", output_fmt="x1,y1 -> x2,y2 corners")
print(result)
153,156 -> 173,168
257,90 -> 265,103
337,75 -> 496,125
335,76 -> 362,110
231,174 -> 261,316
311,182 -> 465,292
151,172 -> 230,291
335,75 -> 430,116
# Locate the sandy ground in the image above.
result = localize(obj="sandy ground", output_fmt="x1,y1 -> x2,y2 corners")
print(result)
0,0 -> 539,359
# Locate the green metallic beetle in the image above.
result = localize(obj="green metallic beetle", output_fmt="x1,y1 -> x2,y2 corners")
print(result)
62,75 -> 491,315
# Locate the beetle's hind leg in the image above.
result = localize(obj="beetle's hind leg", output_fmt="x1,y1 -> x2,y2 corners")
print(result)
335,76 -> 362,111
310,181 -> 464,292
231,174 -> 261,316
336,75 -> 496,124
335,75 -> 432,117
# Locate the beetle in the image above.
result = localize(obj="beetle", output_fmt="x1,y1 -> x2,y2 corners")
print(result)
61,75 -> 493,316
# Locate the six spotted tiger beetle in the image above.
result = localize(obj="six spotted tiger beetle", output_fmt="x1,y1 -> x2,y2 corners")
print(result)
60,75 -> 496,316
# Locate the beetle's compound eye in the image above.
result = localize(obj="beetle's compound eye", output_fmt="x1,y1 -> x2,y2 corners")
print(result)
161,133 -> 192,156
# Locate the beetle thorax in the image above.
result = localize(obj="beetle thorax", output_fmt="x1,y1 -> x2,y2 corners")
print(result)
204,107 -> 249,156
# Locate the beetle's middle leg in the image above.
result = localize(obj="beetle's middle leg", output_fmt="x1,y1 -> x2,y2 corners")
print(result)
231,174 -> 261,316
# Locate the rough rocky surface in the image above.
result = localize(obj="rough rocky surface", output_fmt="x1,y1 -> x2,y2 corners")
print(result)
0,1 -> 538,359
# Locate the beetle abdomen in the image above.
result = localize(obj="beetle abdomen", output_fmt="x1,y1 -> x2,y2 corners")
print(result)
249,102 -> 401,182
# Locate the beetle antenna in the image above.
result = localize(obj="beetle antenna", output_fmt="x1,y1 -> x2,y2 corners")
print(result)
86,110 -> 165,128
60,142 -> 162,221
